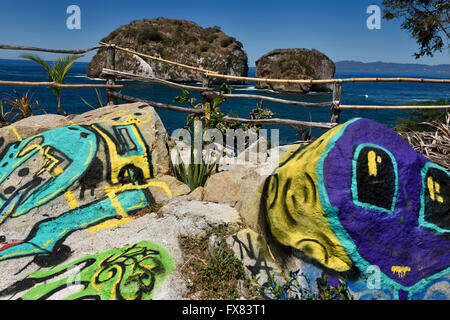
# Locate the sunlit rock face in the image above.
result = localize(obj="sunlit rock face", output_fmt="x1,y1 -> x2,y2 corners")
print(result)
255,48 -> 335,93
87,18 -> 248,84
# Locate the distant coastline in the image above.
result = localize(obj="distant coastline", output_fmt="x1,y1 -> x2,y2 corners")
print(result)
0,58 -> 448,143
1,59 -> 449,76
335,60 -> 450,74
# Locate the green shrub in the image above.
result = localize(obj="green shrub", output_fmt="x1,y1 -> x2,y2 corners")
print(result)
394,99 -> 449,132
138,29 -> 165,44
201,28 -> 219,43
234,40 -> 243,48
207,34 -> 218,43
183,34 -> 198,45
124,27 -> 139,38
243,100 -> 275,132
108,29 -> 119,39
171,29 -> 183,45
199,43 -> 209,52
264,270 -> 353,300
220,37 -> 234,48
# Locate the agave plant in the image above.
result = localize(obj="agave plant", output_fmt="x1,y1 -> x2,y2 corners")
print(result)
20,53 -> 84,115
170,139 -> 220,191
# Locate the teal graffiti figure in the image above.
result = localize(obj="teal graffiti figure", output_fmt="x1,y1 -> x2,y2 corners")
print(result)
0,117 -> 166,264
0,126 -> 97,221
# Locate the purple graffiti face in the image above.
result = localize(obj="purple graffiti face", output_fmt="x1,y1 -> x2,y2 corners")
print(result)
322,119 -> 449,287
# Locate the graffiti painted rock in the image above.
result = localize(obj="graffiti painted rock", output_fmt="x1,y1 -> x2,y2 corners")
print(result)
227,228 -> 282,288
206,144 -> 297,230
148,175 -> 190,202
261,118 -> 449,299
0,102 -> 174,264
0,241 -> 174,300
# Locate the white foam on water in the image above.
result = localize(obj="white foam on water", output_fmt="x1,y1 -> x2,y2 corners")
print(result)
233,85 -> 257,91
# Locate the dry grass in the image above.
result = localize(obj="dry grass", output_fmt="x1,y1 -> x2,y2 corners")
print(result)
398,111 -> 450,171
178,225 -> 248,300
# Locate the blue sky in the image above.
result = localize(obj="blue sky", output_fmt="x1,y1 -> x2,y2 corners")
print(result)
0,0 -> 448,66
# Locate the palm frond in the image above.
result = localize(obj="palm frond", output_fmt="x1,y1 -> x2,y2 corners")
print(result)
50,54 -> 84,83
21,53 -> 84,115
20,53 -> 51,74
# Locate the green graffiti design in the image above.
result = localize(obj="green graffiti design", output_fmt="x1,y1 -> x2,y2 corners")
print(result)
2,242 -> 174,300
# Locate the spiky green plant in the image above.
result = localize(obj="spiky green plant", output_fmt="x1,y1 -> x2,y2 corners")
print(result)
4,90 -> 42,120
20,53 -> 84,115
0,96 -> 14,125
170,140 -> 220,191
80,88 -> 105,110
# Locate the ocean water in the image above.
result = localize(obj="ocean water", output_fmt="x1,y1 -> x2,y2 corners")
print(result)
0,59 -> 449,144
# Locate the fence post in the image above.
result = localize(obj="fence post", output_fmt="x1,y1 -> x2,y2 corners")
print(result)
106,43 -> 117,106
330,80 -> 342,124
201,75 -> 211,126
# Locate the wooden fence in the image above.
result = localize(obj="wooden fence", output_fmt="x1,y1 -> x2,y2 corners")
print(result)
1,43 -> 449,132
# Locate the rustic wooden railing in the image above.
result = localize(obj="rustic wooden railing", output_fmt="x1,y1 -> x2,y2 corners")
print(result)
0,43 -> 449,131
0,80 -> 122,90
98,42 -> 450,129
0,45 -> 123,94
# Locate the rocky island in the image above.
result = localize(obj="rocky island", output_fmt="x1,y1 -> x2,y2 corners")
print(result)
87,18 -> 249,84
255,48 -> 335,93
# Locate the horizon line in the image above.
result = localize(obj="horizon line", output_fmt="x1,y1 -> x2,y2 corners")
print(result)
0,57 -> 449,68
